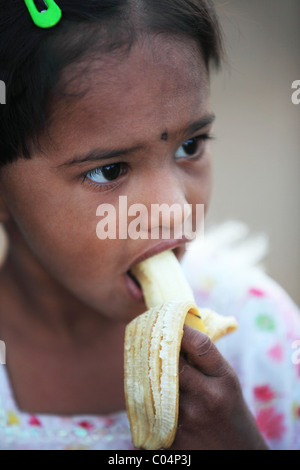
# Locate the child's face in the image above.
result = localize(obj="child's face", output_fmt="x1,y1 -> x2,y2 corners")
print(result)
0,36 -> 213,322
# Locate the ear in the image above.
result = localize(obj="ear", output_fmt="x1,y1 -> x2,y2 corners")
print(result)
0,224 -> 8,266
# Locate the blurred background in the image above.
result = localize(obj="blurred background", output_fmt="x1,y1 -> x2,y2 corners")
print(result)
207,0 -> 300,306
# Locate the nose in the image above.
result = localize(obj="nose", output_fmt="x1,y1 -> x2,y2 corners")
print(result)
137,168 -> 191,240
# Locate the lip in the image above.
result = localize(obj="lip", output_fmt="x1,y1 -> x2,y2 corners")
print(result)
125,271 -> 145,303
123,238 -> 187,303
127,237 -> 188,273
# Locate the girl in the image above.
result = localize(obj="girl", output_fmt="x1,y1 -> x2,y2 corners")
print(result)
0,0 -> 299,450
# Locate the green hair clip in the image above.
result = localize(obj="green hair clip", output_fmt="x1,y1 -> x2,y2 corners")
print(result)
24,0 -> 62,29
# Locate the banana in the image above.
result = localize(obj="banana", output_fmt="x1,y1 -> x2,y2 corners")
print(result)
130,250 -> 195,306
124,250 -> 238,450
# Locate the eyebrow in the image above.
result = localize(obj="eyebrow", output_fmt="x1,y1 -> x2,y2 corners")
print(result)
185,113 -> 215,137
56,145 -> 143,170
57,113 -> 215,169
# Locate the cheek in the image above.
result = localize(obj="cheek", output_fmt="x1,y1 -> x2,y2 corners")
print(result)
203,158 -> 213,212
187,156 -> 213,209
1,164 -> 118,282
184,156 -> 212,234
29,204 -> 116,282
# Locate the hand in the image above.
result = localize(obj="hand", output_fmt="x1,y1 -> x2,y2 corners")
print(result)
169,326 -> 269,450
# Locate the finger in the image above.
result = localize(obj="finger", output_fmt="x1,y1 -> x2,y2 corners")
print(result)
178,355 -> 204,393
180,325 -> 230,377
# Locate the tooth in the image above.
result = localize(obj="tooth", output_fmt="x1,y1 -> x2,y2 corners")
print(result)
124,250 -> 238,450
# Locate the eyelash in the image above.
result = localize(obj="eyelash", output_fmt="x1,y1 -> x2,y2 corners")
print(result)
81,133 -> 214,191
176,134 -> 213,160
81,164 -> 128,191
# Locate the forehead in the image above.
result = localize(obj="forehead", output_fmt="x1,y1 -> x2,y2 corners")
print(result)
45,36 -> 210,156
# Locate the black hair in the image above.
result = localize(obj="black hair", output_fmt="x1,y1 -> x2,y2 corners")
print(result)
0,0 -> 223,167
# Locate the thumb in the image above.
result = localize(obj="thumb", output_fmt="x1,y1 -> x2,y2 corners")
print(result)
181,325 -> 230,377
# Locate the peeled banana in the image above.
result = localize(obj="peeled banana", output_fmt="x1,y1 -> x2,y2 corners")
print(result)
130,250 -> 195,307
124,249 -> 238,450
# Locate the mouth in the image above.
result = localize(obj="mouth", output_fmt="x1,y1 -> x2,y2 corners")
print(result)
125,269 -> 144,302
125,241 -> 186,303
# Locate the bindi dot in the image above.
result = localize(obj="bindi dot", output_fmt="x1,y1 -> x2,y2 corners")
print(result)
160,132 -> 169,142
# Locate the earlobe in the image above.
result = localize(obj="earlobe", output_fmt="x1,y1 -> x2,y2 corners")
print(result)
0,224 -> 8,267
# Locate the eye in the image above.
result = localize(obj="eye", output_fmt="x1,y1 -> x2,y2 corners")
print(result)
84,163 -> 126,184
174,135 -> 211,160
